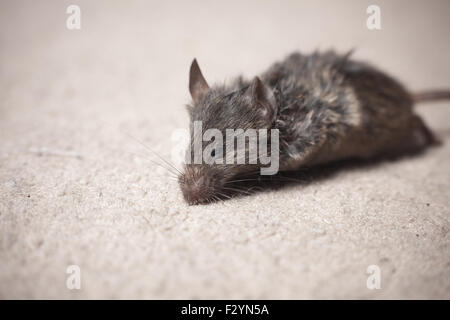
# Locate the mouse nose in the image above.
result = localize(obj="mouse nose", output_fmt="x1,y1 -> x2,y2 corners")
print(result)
187,176 -> 207,204
180,166 -> 225,205
179,165 -> 225,205
180,174 -> 209,205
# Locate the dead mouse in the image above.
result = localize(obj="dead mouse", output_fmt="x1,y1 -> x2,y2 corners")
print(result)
178,50 -> 450,205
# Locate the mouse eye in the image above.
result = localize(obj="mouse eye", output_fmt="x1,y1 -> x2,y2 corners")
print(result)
211,150 -> 215,157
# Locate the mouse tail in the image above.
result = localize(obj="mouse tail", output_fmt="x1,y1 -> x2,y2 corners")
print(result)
412,90 -> 450,103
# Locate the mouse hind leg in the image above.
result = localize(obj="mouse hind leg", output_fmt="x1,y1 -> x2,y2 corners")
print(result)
387,115 -> 438,158
410,114 -> 439,147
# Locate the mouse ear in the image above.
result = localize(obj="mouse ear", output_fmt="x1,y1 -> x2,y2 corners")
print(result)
251,77 -> 277,123
189,59 -> 210,104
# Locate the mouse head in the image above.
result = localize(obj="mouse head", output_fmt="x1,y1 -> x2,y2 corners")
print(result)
178,59 -> 279,205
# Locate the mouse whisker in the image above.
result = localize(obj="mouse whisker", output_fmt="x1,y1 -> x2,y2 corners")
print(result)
212,195 -> 223,202
103,145 -> 179,178
126,151 -> 179,176
121,130 -> 183,175
225,178 -> 260,184
221,186 -> 253,195
216,192 -> 232,199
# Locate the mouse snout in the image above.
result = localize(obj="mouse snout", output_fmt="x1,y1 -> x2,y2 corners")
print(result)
179,166 -> 223,205
185,175 -> 208,204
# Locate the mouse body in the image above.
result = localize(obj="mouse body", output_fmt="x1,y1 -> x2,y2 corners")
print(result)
179,51 -> 438,205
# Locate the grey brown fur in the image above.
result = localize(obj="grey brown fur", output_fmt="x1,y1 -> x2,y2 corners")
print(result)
179,51 -> 441,205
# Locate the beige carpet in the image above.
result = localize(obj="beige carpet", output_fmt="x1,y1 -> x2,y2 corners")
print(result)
1,0 -> 449,299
